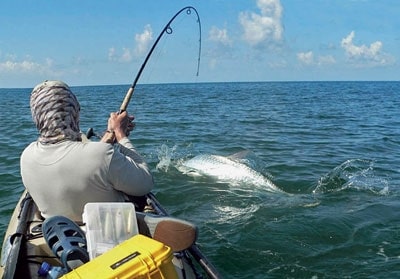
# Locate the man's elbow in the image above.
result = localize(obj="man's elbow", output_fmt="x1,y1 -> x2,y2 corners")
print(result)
138,171 -> 154,195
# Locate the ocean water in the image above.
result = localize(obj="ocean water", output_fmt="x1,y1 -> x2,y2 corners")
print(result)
1,81 -> 400,278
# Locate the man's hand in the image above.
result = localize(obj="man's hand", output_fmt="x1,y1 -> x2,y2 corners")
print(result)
101,111 -> 135,144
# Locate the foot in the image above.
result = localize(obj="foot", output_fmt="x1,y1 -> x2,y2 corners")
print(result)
136,213 -> 198,252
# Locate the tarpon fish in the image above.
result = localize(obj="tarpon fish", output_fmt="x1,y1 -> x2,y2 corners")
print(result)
178,152 -> 282,193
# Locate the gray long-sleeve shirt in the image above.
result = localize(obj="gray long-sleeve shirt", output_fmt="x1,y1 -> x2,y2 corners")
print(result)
20,137 -> 154,222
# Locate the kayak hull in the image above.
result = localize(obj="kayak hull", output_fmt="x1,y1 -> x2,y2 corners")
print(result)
0,190 -> 211,279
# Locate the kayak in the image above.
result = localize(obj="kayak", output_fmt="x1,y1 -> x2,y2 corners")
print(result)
0,189 -> 220,279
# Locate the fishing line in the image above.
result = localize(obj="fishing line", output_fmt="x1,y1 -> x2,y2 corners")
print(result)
144,17 -> 197,85
119,6 -> 201,112
140,31 -> 169,86
86,7 -> 200,139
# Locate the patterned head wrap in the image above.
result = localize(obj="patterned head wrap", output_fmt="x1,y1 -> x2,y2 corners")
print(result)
30,80 -> 81,144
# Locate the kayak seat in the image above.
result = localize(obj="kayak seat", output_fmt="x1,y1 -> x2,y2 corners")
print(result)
42,216 -> 89,271
136,212 -> 198,252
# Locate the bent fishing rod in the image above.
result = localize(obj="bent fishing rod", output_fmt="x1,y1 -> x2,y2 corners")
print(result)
117,7 -> 221,279
119,6 -> 201,113
86,6 -> 201,140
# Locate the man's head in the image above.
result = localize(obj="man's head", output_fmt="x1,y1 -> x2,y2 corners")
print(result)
30,80 -> 81,144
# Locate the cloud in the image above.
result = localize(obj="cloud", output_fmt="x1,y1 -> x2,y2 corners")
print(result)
239,0 -> 284,47
121,47 -> 133,63
318,55 -> 336,65
341,31 -> 394,66
297,51 -> 314,65
108,47 -> 117,61
206,25 -> 235,68
209,26 -> 232,46
134,24 -> 153,57
108,24 -> 153,63
0,60 -> 38,72
297,51 -> 336,66
0,56 -> 55,74
0,55 -> 62,87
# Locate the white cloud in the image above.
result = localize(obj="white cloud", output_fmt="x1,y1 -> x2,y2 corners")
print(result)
209,26 -> 232,46
121,47 -> 132,63
0,57 -> 54,74
239,0 -> 283,46
318,55 -> 336,65
108,47 -> 116,61
297,51 -> 336,66
134,24 -> 153,57
341,31 -> 394,66
0,56 -> 62,87
108,24 -> 153,63
297,51 -> 314,65
268,59 -> 287,68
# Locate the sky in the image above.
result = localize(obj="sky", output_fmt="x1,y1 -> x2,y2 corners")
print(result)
1,0 -> 399,88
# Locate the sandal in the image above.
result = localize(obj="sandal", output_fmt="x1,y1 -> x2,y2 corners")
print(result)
42,216 -> 89,271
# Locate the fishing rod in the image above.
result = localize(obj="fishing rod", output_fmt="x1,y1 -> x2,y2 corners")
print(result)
86,6 -> 201,140
119,7 -> 221,278
119,6 -> 201,112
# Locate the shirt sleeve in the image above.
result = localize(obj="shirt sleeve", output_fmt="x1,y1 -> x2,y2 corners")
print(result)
108,137 -> 154,196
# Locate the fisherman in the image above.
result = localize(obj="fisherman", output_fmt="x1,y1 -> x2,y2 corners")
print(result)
20,80 -> 196,252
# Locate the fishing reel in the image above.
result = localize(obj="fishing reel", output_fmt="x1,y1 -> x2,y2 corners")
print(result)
85,128 -> 101,140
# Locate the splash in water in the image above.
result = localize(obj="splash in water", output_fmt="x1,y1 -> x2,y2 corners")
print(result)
313,159 -> 389,195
